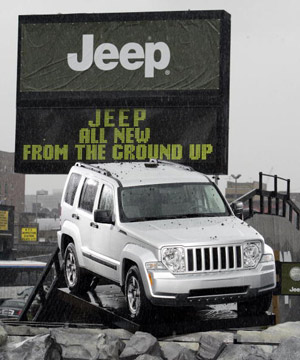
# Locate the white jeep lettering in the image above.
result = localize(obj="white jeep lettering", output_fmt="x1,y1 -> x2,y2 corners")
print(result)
120,43 -> 144,71
145,42 -> 171,78
67,34 -> 171,78
67,34 -> 94,71
94,43 -> 119,71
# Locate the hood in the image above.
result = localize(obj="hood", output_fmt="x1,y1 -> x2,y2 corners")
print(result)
120,216 -> 263,249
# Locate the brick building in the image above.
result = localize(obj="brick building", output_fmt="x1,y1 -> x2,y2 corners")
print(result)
0,151 -> 25,215
0,151 -> 25,257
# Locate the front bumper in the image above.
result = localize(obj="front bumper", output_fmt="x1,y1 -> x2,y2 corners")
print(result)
146,262 -> 276,306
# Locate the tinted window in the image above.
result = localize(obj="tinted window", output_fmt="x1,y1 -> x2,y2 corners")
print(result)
64,173 -> 81,205
120,183 -> 230,222
99,185 -> 114,212
79,178 -> 98,213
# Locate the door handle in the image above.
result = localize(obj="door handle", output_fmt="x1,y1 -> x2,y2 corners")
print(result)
72,214 -> 79,220
90,222 -> 99,229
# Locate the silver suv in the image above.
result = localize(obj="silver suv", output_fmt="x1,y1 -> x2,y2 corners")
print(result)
58,160 -> 276,321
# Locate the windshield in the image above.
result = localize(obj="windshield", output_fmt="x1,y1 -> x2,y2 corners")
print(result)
119,183 -> 230,222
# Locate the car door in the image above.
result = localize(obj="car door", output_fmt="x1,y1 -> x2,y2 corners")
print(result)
88,183 -> 119,282
76,176 -> 99,271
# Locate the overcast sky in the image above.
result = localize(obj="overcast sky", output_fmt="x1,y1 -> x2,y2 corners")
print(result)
1,0 -> 299,194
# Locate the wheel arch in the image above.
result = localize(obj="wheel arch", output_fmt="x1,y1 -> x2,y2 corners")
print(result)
120,243 -> 157,299
60,221 -> 84,266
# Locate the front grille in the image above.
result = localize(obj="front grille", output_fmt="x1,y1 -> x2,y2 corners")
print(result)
186,245 -> 243,272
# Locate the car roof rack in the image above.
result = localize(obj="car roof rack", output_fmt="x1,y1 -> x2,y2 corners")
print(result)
75,162 -> 112,177
144,158 -> 194,172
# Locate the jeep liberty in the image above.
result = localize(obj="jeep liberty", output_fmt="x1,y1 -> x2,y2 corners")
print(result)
58,160 -> 276,321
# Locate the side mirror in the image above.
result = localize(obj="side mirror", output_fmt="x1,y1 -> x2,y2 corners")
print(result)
94,209 -> 114,224
231,201 -> 244,219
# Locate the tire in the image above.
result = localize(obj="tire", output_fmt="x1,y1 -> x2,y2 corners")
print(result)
238,293 -> 272,316
64,243 -> 93,294
125,265 -> 153,322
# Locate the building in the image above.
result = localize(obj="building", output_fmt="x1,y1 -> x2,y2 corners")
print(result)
0,151 -> 25,258
25,189 -> 62,218
0,151 -> 25,215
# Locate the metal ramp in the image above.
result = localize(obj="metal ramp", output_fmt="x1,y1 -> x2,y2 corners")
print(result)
18,247 -> 276,337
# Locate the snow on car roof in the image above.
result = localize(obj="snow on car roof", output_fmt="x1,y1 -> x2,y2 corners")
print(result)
89,161 -> 210,187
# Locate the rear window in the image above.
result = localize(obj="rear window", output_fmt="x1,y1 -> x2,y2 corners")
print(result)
64,173 -> 81,205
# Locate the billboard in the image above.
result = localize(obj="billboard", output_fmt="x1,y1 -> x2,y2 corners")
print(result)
16,11 -> 230,174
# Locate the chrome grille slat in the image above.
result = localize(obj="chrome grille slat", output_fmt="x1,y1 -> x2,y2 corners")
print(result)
209,247 -> 213,271
217,247 -> 221,269
225,246 -> 229,270
187,245 -> 243,273
192,248 -> 197,272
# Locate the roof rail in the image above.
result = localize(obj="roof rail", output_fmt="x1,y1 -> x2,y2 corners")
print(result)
75,162 -> 112,177
145,159 -> 194,171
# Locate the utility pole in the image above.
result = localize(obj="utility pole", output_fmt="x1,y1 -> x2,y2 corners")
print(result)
231,174 -> 241,199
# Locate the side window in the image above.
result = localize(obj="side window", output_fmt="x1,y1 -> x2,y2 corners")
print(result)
79,178 -> 98,213
64,173 -> 81,205
99,185 -> 114,212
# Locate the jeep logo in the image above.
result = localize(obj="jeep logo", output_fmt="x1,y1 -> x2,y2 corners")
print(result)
67,34 -> 171,78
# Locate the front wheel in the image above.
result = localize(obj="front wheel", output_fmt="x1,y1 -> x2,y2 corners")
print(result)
237,293 -> 272,316
64,243 -> 93,294
125,265 -> 153,322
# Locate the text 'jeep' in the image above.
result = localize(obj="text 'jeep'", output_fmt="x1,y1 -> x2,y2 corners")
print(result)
58,160 -> 276,322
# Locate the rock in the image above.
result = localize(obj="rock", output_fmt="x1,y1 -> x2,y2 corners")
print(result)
217,344 -> 270,360
0,333 -> 62,360
51,328 -> 127,360
161,342 -> 196,360
167,331 -> 234,345
159,341 -> 199,352
135,355 -> 164,360
0,323 -> 8,346
96,336 -> 126,360
51,328 -> 107,359
270,336 -> 300,359
3,324 -> 50,337
120,331 -> 163,360
197,333 -> 226,360
238,321 -> 300,343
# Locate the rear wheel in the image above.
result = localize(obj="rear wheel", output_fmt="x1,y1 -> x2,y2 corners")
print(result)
237,293 -> 272,316
64,243 -> 93,294
125,265 -> 153,322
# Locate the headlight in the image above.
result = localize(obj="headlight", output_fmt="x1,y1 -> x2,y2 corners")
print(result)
161,247 -> 186,273
243,241 -> 262,268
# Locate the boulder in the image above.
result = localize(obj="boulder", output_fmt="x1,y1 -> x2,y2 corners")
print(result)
217,344 -> 270,360
120,331 -> 163,360
135,356 -> 164,360
96,336 -> 126,360
238,321 -> 300,344
0,323 -> 8,346
161,342 -> 196,360
270,336 -> 300,359
0,333 -> 62,360
51,328 -> 127,360
197,333 -> 226,360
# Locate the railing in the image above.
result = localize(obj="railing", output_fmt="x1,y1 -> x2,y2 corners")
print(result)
18,247 -> 63,321
233,172 -> 300,231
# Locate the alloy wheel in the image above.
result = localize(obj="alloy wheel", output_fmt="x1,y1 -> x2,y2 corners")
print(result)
127,275 -> 141,315
65,250 -> 77,286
